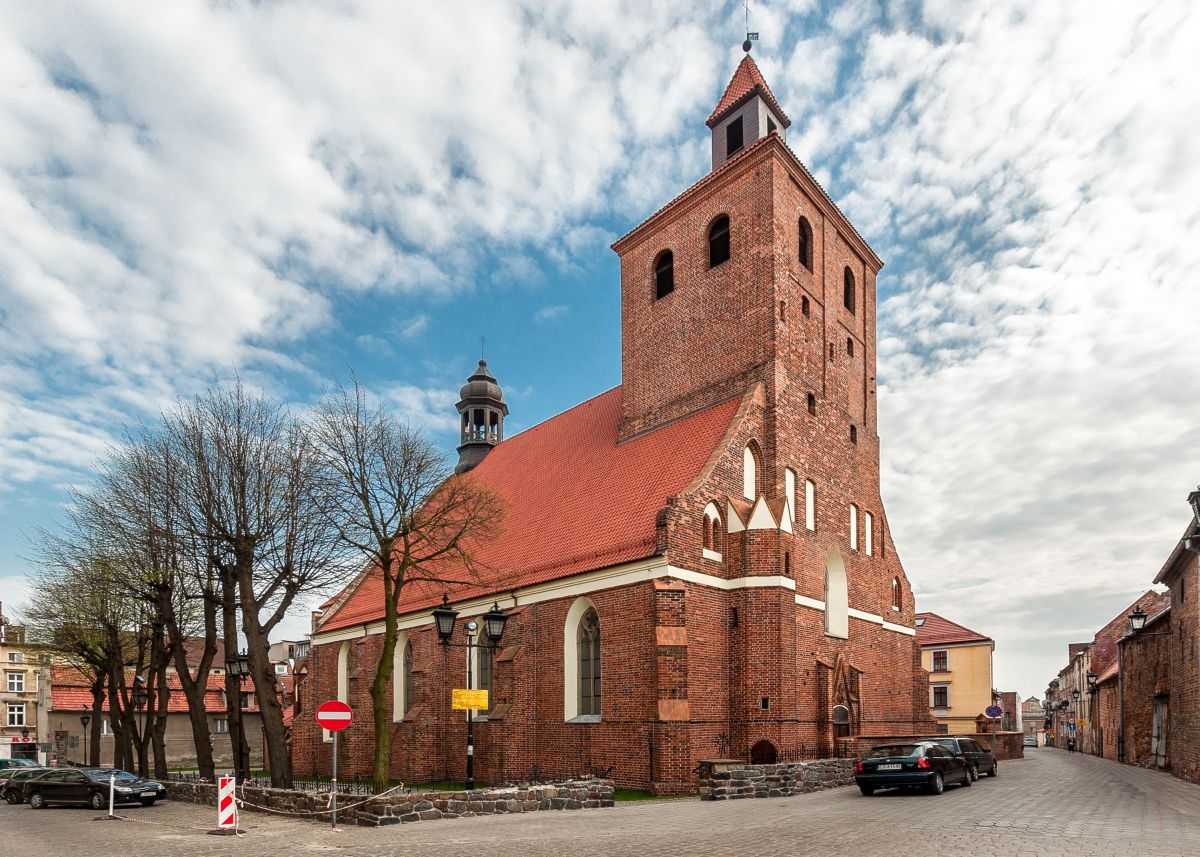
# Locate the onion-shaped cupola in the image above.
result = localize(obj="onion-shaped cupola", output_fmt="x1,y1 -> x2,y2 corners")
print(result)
455,359 -> 508,473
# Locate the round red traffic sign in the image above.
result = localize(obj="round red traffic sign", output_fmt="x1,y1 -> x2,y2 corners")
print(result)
315,700 -> 353,732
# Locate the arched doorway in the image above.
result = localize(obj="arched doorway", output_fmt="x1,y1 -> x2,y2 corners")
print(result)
833,704 -> 851,740
750,739 -> 778,764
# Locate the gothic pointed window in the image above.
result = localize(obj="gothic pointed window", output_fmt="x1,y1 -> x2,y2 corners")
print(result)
477,643 -> 492,714
843,267 -> 856,314
402,641 -> 414,714
578,609 -> 601,717
654,250 -> 674,299
709,216 -> 730,268
703,502 -> 723,557
892,577 -> 901,610
798,217 -> 813,271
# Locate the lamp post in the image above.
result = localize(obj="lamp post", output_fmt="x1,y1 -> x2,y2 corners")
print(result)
131,676 -> 148,776
225,650 -> 252,784
432,596 -> 508,790
80,706 -> 91,766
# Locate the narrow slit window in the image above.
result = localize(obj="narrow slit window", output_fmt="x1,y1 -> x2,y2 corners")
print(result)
798,217 -> 813,270
843,267 -> 856,314
709,216 -> 730,267
726,117 -> 744,155
654,250 -> 674,299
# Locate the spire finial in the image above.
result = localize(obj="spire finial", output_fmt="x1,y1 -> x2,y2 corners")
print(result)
480,335 -> 486,361
742,0 -> 757,52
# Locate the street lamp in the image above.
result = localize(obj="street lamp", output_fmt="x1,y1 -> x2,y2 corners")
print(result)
80,706 -> 91,766
1087,671 -> 1097,689
225,650 -> 252,784
1129,607 -> 1148,633
1188,485 -> 1200,522
132,676 -> 148,776
433,597 -> 508,790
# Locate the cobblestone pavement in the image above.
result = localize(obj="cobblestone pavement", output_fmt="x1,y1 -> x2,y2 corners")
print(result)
4,750 -> 1200,857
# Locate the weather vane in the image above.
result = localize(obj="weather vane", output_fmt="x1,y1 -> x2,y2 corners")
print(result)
480,335 -> 486,360
743,1 -> 759,52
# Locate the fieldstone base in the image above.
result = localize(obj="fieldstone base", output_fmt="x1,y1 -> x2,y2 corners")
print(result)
696,759 -> 855,800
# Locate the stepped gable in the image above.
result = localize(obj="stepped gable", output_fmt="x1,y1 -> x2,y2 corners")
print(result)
319,387 -> 743,633
914,612 -> 992,646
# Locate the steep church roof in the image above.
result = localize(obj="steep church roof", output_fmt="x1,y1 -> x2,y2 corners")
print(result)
707,54 -> 791,129
318,387 -> 743,633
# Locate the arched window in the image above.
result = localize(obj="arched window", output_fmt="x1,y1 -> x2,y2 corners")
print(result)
824,548 -> 849,638
785,468 -> 797,524
892,577 -> 901,610
709,216 -> 730,267
336,641 -> 350,703
798,217 -> 813,270
563,598 -> 602,721
805,479 -> 816,532
865,512 -> 874,556
843,267 -> 856,314
578,609 -> 601,717
742,444 -> 758,500
850,425 -> 858,445
703,502 -> 723,557
807,393 -> 816,416
392,634 -> 414,721
850,503 -> 859,551
654,250 -> 674,299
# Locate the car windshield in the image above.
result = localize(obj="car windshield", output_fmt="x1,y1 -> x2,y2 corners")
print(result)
932,739 -> 958,750
867,745 -> 919,758
86,769 -> 141,783
6,759 -> 38,768
13,769 -> 45,781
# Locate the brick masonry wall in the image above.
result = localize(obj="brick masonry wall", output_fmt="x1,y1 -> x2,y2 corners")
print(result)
1165,550 -> 1199,784
1118,615 -> 1172,769
1097,680 -> 1120,761
164,778 -> 613,827
696,758 -> 855,799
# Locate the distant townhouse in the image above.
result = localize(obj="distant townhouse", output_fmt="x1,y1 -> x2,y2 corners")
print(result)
915,613 -> 995,734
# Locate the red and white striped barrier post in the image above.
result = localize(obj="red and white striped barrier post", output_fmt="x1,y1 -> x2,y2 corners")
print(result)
206,775 -> 240,836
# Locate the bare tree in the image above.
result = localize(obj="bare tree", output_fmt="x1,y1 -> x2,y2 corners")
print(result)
308,378 -> 502,791
164,380 -> 343,787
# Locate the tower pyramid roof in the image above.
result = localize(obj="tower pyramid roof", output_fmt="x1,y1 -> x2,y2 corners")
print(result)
707,54 -> 791,129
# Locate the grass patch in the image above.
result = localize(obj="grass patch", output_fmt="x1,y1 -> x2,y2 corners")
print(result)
407,780 -> 469,792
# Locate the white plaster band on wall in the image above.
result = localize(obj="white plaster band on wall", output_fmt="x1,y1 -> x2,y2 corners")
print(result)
312,557 -> 914,644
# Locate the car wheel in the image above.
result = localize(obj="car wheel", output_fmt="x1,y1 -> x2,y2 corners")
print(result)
29,792 -> 45,809
968,765 -> 978,782
5,790 -> 20,805
961,770 -> 972,787
90,791 -> 105,811
988,763 -> 998,777
927,773 -> 944,795
858,785 -> 875,796
139,798 -> 156,807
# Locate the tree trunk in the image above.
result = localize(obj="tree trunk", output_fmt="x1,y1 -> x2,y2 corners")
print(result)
89,673 -> 105,767
162,585 -> 217,780
370,566 -> 399,792
151,659 -> 170,779
238,590 -> 291,787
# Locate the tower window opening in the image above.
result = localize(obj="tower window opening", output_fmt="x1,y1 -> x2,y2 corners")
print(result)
767,116 -> 777,135
850,425 -> 857,445
829,343 -> 835,362
843,267 -> 856,314
726,117 -> 744,156
801,296 -> 810,317
709,216 -> 730,268
798,217 -> 813,271
807,393 -> 816,416
654,250 -> 674,299
847,338 -> 854,357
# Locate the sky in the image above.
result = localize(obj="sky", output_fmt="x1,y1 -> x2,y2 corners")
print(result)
1,0 -> 1198,705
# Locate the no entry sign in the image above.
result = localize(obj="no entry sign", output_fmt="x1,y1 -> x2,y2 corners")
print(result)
316,700 -> 353,732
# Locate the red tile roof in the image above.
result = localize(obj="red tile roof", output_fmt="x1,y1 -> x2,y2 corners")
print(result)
1095,661 -> 1119,684
707,55 -> 791,129
50,667 -> 259,714
319,387 -> 743,633
914,612 -> 993,647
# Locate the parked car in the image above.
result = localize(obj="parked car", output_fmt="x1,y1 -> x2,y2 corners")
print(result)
931,736 -> 998,780
23,767 -> 166,810
855,741 -> 971,795
1,768 -> 49,804
0,758 -> 41,771
1023,736 -> 1038,747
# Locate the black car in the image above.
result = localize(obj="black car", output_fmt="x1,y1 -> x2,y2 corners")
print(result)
23,767 -> 166,810
1,767 -> 49,804
931,737 -> 998,780
855,741 -> 971,795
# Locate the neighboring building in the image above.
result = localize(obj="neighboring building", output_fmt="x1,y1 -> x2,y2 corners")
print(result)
295,50 -> 937,792
915,612 -> 995,734
1152,515 -> 1200,783
267,639 -> 310,677
48,667 -> 267,769
1116,603 -> 1172,770
998,691 -> 1021,733
1020,696 -> 1043,745
0,619 -> 52,765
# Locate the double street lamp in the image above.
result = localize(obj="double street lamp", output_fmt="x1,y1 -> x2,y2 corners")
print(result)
225,650 -> 252,784
132,676 -> 148,775
431,597 -> 508,790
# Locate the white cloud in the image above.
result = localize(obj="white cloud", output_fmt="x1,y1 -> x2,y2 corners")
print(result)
533,304 -> 569,324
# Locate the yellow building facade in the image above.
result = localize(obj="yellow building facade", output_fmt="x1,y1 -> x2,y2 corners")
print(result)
915,612 -> 995,734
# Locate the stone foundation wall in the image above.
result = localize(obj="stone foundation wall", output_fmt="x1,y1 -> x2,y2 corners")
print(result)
696,758 -> 855,800
165,779 -> 613,827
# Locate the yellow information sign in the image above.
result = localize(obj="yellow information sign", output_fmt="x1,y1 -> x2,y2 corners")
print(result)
452,688 -> 489,710
1077,719 -> 1087,728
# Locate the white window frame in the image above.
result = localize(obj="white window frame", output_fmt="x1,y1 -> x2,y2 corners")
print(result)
824,548 -> 849,639
7,652 -> 23,663
392,631 -> 412,723
6,671 -> 24,692
805,480 -> 815,531
101,718 -> 112,736
785,468 -> 796,524
864,512 -> 873,556
742,446 -> 757,500
6,703 -> 25,727
212,717 -> 229,734
932,649 -> 949,672
702,502 -> 723,561
849,504 -> 859,551
931,684 -> 951,709
563,597 -> 601,722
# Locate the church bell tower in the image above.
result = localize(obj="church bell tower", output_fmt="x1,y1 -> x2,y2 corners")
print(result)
454,360 -> 508,474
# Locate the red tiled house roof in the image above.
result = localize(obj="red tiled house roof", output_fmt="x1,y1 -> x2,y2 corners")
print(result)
914,612 -> 993,647
50,667 -> 259,714
319,387 -> 743,633
707,54 -> 791,128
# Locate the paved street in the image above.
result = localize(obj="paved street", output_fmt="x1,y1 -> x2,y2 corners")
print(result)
4,750 -> 1200,857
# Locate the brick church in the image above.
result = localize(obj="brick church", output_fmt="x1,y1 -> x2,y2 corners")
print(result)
295,52 -> 935,792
